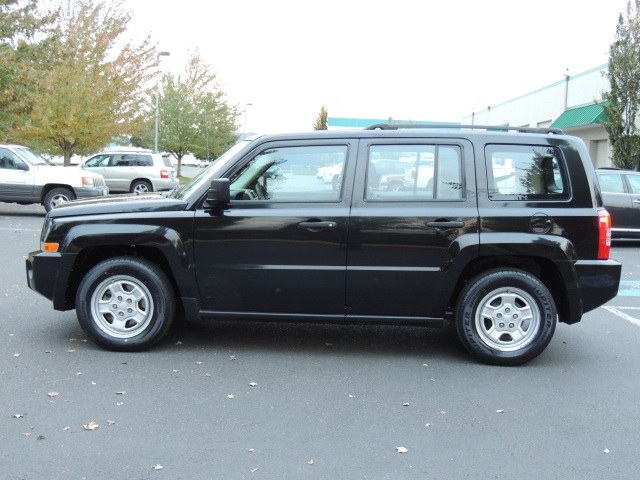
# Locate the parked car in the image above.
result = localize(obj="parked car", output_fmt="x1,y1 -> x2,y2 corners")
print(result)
596,168 -> 640,238
26,124 -> 621,366
0,144 -> 108,212
181,155 -> 205,168
81,149 -> 179,194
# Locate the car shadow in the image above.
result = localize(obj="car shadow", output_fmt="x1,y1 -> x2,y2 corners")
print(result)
153,318 -> 467,362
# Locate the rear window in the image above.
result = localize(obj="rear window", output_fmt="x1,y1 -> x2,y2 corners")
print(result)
486,145 -> 569,200
161,155 -> 173,167
598,173 -> 625,193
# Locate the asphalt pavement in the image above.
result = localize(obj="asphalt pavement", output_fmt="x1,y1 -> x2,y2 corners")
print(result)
1,202 -> 640,479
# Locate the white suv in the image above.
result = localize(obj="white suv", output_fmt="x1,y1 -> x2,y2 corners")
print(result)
0,144 -> 108,212
81,149 -> 179,194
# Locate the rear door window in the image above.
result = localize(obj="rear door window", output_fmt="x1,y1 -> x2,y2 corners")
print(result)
364,144 -> 463,201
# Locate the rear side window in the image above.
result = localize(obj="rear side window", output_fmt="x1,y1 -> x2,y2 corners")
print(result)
626,174 -> 640,194
137,155 -> 153,167
486,145 -> 568,200
598,174 -> 625,193
365,144 -> 463,201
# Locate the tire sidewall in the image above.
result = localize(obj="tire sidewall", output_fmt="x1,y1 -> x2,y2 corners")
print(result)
76,257 -> 174,351
456,270 -> 557,366
44,187 -> 75,212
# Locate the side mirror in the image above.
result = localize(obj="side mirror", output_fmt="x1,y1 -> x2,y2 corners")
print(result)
205,178 -> 230,211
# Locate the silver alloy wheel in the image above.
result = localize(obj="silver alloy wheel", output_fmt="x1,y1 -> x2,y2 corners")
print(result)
50,192 -> 71,208
90,274 -> 154,339
133,182 -> 151,194
475,286 -> 541,352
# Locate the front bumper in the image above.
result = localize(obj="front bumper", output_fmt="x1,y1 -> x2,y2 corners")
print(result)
26,251 -> 77,311
75,186 -> 109,199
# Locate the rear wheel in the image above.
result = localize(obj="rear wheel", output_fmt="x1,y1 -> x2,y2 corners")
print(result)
131,180 -> 152,194
43,187 -> 75,212
75,256 -> 175,351
455,269 -> 557,366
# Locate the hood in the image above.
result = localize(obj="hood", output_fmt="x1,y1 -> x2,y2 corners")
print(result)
48,192 -> 188,218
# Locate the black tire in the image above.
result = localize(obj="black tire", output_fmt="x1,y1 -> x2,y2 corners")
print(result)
75,256 -> 176,351
455,269 -> 557,366
43,187 -> 75,212
131,180 -> 152,194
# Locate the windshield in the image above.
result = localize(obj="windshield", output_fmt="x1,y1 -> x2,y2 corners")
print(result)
16,147 -> 51,166
175,141 -> 251,199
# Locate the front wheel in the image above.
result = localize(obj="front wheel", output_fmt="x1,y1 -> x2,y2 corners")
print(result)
43,187 -> 75,212
455,269 -> 557,366
75,256 -> 176,351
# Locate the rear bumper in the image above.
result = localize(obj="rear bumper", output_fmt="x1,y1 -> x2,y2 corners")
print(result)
564,259 -> 622,323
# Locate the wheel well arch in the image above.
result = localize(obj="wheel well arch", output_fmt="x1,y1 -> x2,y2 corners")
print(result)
64,244 -> 179,311
129,178 -> 154,191
40,184 -> 75,203
449,255 -> 569,323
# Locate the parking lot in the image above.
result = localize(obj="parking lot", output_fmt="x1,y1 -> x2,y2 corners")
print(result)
2,202 -> 640,479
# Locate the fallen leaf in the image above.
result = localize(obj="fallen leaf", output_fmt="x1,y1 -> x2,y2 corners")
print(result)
13,413 -> 26,418
107,420 -> 116,426
396,447 -> 408,453
249,382 -> 258,387
83,421 -> 99,431
425,423 -> 433,427
47,392 -> 59,398
604,448 -> 611,454
308,459 -> 314,465
195,362 -> 202,365
227,394 -> 235,399
37,435 -> 45,440
251,468 -> 259,474
403,403 -> 410,406
152,464 -> 163,470
176,341 -> 182,345
248,448 -> 255,453
116,402 -> 124,406
496,409 -> 504,413
62,426 -> 70,431
13,353 -> 20,358
230,355 -> 237,361
324,342 -> 333,347
22,433 -> 31,437
116,391 -> 126,395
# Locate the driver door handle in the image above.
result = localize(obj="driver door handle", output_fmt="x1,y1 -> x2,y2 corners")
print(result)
298,221 -> 337,230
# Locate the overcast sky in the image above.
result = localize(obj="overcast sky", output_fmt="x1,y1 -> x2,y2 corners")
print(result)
126,0 -> 630,134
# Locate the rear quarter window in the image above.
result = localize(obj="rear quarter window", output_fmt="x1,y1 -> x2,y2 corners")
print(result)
486,144 -> 569,201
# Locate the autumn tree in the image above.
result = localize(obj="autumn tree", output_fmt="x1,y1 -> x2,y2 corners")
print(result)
157,50 -> 239,176
0,0 -> 55,141
602,0 -> 640,169
13,0 -> 155,165
313,105 -> 328,130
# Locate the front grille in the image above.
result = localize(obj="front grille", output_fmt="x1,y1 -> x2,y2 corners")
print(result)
92,177 -> 106,188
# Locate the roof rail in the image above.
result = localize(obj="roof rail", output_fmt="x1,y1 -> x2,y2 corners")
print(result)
365,123 -> 565,135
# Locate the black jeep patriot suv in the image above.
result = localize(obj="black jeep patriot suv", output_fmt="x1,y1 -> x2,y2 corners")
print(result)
26,125 -> 621,365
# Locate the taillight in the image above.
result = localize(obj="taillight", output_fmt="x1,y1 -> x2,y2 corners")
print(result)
160,169 -> 169,179
598,209 -> 611,260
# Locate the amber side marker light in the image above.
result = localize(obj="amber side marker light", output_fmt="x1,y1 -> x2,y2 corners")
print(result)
43,243 -> 59,252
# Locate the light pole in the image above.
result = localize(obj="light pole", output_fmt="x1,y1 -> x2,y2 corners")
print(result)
154,51 -> 170,153
243,103 -> 252,139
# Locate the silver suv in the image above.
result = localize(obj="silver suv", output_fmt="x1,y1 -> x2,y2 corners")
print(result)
81,149 -> 179,194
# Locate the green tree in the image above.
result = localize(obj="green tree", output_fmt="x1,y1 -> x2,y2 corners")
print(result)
157,50 -> 239,176
12,0 -> 155,165
602,0 -> 640,169
0,0 -> 55,141
313,105 -> 328,130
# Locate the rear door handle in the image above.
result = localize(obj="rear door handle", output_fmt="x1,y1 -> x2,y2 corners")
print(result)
298,221 -> 337,230
426,221 -> 465,229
